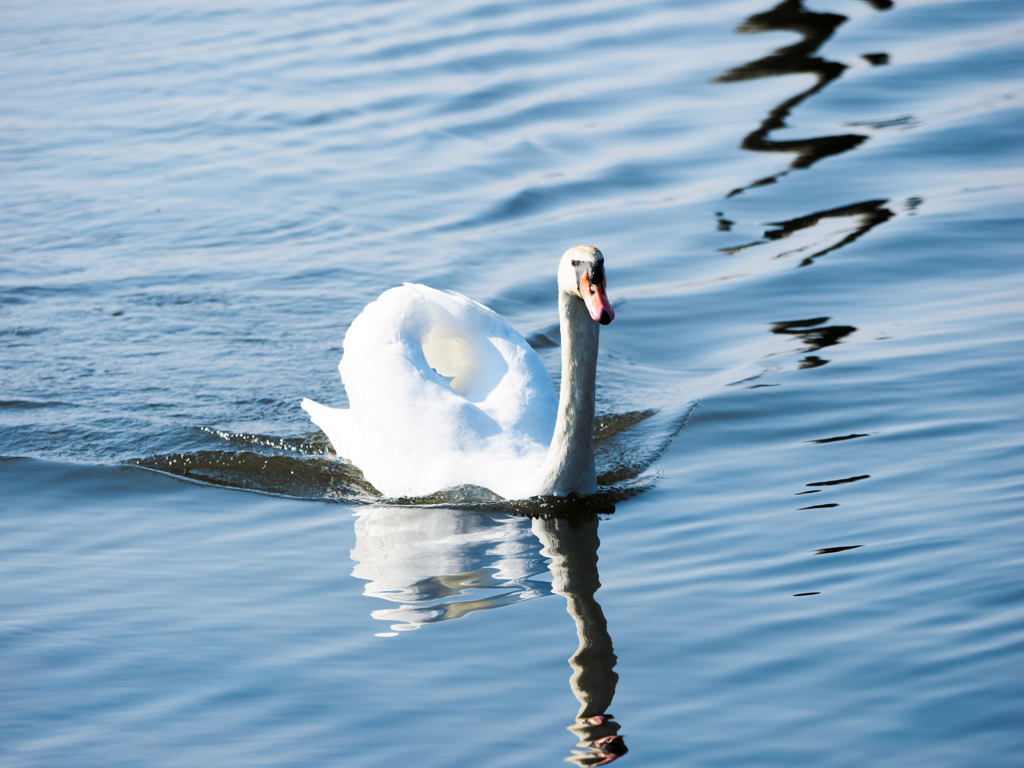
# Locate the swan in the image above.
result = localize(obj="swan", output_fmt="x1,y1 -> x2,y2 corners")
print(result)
301,245 -> 614,500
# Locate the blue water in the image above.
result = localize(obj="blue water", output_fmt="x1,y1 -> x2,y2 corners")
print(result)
2,0 -> 1022,765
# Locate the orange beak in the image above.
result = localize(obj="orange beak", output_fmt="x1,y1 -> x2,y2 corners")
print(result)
580,273 -> 615,325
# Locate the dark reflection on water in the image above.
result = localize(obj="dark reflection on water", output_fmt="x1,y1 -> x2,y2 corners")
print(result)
849,114 -> 916,129
352,507 -> 627,764
771,316 -> 856,368
814,545 -> 863,555
722,199 -> 895,266
771,317 -> 856,351
768,200 -> 895,267
807,434 -> 869,444
716,0 -> 893,196
807,474 -> 870,487
862,52 -> 890,66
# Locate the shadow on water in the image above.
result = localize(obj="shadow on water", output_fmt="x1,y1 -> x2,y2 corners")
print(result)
352,506 -> 628,765
715,0 -> 894,197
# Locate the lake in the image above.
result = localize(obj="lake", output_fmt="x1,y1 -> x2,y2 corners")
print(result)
1,0 -> 1022,765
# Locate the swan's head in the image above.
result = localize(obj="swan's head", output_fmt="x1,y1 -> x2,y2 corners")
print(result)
558,245 -> 614,325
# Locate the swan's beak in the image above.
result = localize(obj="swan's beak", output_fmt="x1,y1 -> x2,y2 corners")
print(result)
580,273 -> 615,325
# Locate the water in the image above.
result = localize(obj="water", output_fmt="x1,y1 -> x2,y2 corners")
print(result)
2,0 -> 1022,765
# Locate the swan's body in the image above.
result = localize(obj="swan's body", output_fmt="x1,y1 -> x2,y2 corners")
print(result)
303,284 -> 557,498
302,246 -> 614,499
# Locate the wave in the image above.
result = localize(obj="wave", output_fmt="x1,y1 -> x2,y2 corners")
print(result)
129,408 -> 675,515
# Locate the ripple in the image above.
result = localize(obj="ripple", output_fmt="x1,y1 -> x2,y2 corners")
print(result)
131,450 -> 378,501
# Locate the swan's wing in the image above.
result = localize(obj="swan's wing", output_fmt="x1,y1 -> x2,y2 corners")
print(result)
312,284 -> 556,499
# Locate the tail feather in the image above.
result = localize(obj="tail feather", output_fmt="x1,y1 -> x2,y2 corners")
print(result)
301,397 -> 355,459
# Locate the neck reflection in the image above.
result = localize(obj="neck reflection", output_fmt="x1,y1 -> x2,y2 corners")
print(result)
534,514 -> 627,765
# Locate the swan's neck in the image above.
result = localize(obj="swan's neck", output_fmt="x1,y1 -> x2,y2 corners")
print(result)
535,292 -> 600,496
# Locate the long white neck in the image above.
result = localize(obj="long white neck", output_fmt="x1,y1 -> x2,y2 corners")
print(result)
534,291 -> 600,496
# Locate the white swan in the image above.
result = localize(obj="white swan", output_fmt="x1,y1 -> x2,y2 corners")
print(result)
301,245 -> 614,499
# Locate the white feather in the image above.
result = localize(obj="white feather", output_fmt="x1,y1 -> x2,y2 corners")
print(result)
302,247 -> 609,499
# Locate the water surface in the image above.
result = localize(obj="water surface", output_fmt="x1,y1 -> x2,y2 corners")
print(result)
2,0 -> 1022,765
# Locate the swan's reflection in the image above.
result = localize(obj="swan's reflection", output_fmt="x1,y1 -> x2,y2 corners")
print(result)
352,507 -> 551,629
352,506 -> 627,764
